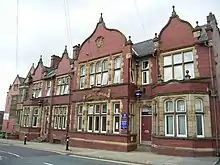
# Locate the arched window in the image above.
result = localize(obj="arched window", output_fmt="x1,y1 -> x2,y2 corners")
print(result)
164,100 -> 174,136
89,63 -> 95,87
195,99 -> 204,137
113,57 -> 121,83
79,65 -> 85,89
96,62 -> 102,86
176,100 -> 187,137
101,60 -> 108,85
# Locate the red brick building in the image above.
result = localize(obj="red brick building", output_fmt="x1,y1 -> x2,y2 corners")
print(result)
6,6 -> 220,157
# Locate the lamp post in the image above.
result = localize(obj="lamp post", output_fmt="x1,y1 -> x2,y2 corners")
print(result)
65,64 -> 74,151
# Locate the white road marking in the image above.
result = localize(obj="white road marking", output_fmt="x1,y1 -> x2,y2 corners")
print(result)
0,150 -> 23,158
70,154 -> 146,165
44,162 -> 53,165
0,156 -> 8,160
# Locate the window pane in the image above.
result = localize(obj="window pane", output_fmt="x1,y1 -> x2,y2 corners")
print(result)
164,56 -> 172,66
78,116 -> 82,130
195,99 -> 203,112
113,70 -> 121,83
88,116 -> 93,131
165,101 -> 173,112
114,57 -> 121,69
101,116 -> 107,132
96,62 -> 102,72
96,73 -> 101,85
95,105 -> 100,113
90,75 -> 95,86
177,115 -> 186,136
166,115 -> 173,135
184,63 -> 194,78
173,53 -> 182,64
80,77 -> 85,88
184,51 -> 193,62
90,64 -> 95,73
102,60 -> 108,71
177,100 -> 185,112
142,71 -> 149,84
174,65 -> 183,80
164,67 -> 173,81
196,115 -> 203,136
114,103 -> 120,113
80,66 -> 85,76
102,72 -> 108,85
114,116 -> 120,132
94,116 -> 100,131
142,61 -> 149,70
88,105 -> 93,114
102,104 -> 107,113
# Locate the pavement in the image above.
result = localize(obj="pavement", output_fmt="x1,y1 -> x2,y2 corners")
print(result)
0,139 -> 219,165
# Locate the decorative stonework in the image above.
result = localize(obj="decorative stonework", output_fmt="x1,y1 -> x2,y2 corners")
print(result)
95,36 -> 104,48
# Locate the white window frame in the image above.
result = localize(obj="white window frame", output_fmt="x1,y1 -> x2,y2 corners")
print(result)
32,108 -> 39,127
113,103 -> 120,134
77,105 -> 83,131
79,65 -> 86,89
164,114 -> 174,137
46,80 -> 51,96
101,104 -> 107,133
176,114 -> 187,137
141,60 -> 149,85
113,57 -> 121,84
87,116 -> 93,132
195,99 -> 204,138
93,115 -> 100,133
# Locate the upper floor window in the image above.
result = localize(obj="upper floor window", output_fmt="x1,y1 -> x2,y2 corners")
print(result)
56,76 -> 70,95
164,99 -> 187,137
33,82 -> 42,98
195,99 -> 204,137
79,65 -> 86,89
45,80 -> 51,96
142,60 -> 149,85
163,51 -> 194,82
14,84 -> 18,91
113,57 -> 121,84
130,59 -> 136,83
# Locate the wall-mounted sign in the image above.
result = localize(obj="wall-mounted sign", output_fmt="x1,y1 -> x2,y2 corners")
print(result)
121,113 -> 128,119
3,113 -> 9,120
121,120 -> 128,130
135,89 -> 142,98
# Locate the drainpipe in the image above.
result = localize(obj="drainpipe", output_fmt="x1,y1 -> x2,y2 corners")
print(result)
47,76 -> 54,142
206,41 -> 219,156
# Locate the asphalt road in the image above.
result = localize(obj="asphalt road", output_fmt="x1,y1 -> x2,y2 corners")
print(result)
0,144 -> 136,165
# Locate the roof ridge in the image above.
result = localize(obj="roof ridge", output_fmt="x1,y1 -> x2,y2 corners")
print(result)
134,38 -> 153,45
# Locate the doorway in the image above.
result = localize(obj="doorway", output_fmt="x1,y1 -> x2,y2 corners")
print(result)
140,106 -> 152,143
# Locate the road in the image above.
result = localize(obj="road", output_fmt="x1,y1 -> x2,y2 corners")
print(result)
0,144 -> 139,165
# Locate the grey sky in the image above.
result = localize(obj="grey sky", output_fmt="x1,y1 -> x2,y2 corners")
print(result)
0,0 -> 219,110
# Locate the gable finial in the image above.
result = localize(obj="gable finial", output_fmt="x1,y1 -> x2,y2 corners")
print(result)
63,45 -> 69,57
98,13 -> 105,26
171,5 -> 178,18
39,55 -> 43,64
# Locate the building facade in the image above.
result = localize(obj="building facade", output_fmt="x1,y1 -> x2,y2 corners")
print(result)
5,6 -> 220,156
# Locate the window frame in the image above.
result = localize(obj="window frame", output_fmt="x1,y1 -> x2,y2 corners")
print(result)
79,65 -> 86,89
113,57 -> 121,84
141,60 -> 149,85
113,102 -> 120,134
195,99 -> 205,138
163,50 -> 194,82
32,107 -> 39,127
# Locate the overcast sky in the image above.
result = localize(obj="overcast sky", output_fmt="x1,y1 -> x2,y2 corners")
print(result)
0,0 -> 219,111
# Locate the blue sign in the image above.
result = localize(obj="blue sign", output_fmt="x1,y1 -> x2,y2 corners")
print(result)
121,113 -> 128,119
121,120 -> 128,130
135,89 -> 142,98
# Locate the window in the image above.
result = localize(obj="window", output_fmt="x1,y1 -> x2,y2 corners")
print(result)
53,106 -> 67,130
79,65 -> 86,89
56,76 -> 70,95
163,51 -> 194,82
32,107 -> 39,127
77,105 -> 83,131
85,103 -> 107,133
129,103 -> 135,133
46,80 -> 51,96
89,63 -> 95,87
164,100 -> 187,137
113,57 -> 121,84
142,60 -> 149,84
130,59 -> 136,83
23,107 -> 30,127
113,103 -> 120,133
96,62 -> 102,86
101,60 -> 108,85
195,99 -> 204,137
33,82 -> 42,98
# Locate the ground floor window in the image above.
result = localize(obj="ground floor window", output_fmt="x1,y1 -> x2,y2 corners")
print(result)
129,103 -> 135,133
23,107 -> 30,127
53,106 -> 67,130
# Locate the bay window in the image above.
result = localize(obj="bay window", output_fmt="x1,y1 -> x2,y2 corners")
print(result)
33,82 -> 42,98
142,60 -> 149,84
113,103 -> 120,133
56,76 -> 70,95
164,100 -> 187,137
163,50 -> 194,82
113,57 -> 121,84
32,107 -> 39,127
79,65 -> 86,89
195,99 -> 204,137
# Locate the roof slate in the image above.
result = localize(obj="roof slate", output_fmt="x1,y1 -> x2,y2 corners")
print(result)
132,39 -> 155,57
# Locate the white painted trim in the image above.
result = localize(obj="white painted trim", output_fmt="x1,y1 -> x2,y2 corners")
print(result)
139,107 -> 142,144
93,116 -> 100,133
196,114 -> 205,138
176,114 -> 187,137
164,114 -> 174,137
87,116 -> 93,132
176,99 -> 187,112
113,115 -> 120,134
132,48 -> 139,56
141,70 -> 149,85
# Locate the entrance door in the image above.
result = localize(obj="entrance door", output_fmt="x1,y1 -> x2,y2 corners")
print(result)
141,107 -> 152,142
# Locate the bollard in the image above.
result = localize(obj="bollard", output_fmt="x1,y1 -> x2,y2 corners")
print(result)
24,134 -> 27,145
66,136 -> 69,151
